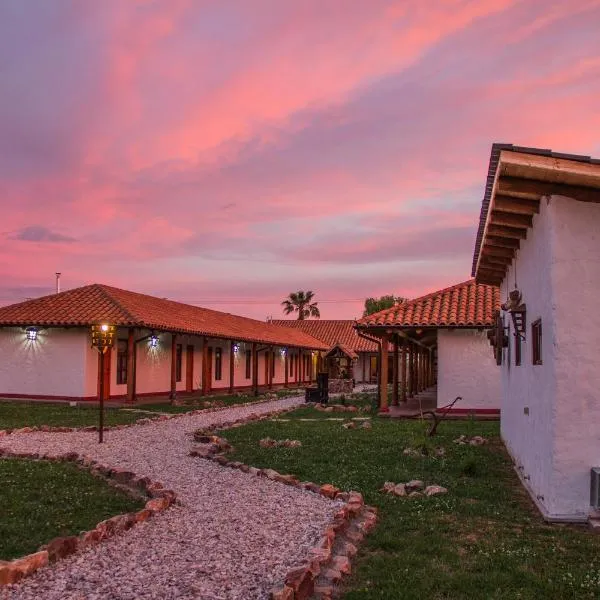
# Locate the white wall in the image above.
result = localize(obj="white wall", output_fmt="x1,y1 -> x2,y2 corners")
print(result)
0,327 -> 89,398
437,329 -> 500,410
501,194 -> 600,520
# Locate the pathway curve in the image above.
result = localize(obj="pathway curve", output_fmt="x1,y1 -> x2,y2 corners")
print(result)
0,397 -> 340,600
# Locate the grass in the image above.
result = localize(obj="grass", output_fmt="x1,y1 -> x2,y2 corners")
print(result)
219,403 -> 600,599
0,458 -> 143,560
0,389 -> 304,428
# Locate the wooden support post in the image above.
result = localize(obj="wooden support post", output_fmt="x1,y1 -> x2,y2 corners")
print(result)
362,354 -> 366,383
252,342 -> 258,396
202,337 -> 210,396
407,343 -> 413,398
169,334 -> 177,400
400,340 -> 407,403
419,348 -> 424,392
284,348 -> 289,388
300,351 -> 304,383
229,340 -> 235,394
126,327 -> 136,403
392,334 -> 399,406
379,333 -> 389,412
268,346 -> 273,389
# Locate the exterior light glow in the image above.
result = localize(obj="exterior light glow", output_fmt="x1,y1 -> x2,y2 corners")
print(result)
233,343 -> 240,353
150,334 -> 158,348
280,348 -> 287,356
26,327 -> 38,342
101,324 -> 109,332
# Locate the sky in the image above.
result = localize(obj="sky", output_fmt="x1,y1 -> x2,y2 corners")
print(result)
1,0 -> 599,320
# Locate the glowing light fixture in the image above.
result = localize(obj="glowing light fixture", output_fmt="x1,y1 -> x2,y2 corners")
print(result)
280,348 -> 287,356
150,334 -> 159,348
100,323 -> 109,332
26,327 -> 38,342
233,343 -> 240,353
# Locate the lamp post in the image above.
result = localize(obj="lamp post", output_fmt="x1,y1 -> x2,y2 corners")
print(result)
91,324 -> 116,443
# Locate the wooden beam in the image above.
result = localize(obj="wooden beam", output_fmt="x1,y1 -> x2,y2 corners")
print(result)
494,195 -> 539,215
482,254 -> 513,266
490,210 -> 532,229
400,341 -> 407,403
498,176 -> 600,203
481,245 -> 514,258
379,332 -> 389,412
392,335 -> 399,407
229,340 -> 235,394
169,334 -> 177,400
487,223 -> 528,240
486,235 -> 520,249
126,327 -> 136,403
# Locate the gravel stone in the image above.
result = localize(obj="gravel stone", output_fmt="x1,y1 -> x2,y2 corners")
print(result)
0,397 -> 341,600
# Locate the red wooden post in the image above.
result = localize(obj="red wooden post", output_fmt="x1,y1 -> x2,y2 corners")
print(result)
252,342 -> 259,396
379,332 -> 389,412
126,327 -> 136,403
202,337 -> 209,395
400,339 -> 407,403
229,340 -> 235,394
284,348 -> 289,388
169,334 -> 177,400
392,334 -> 399,406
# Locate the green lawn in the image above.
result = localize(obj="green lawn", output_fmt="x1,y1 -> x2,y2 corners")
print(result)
220,406 -> 600,599
0,458 -> 143,560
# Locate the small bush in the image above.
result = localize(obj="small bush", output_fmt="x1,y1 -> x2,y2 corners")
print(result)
459,457 -> 481,478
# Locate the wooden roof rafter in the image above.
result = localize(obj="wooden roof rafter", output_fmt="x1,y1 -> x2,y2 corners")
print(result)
472,144 -> 600,285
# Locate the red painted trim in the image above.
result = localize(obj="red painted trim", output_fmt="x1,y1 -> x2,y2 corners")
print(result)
441,408 -> 500,415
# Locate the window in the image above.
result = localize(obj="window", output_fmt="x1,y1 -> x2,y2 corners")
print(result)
532,319 -> 542,365
175,344 -> 183,381
514,331 -> 521,367
215,347 -> 222,380
116,340 -> 128,385
245,350 -> 252,379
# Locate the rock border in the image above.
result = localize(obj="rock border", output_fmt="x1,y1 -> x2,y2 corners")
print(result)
189,434 -> 377,600
0,449 -> 177,586
0,394 -> 303,437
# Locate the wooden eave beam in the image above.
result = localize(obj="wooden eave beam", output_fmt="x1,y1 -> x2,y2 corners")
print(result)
481,245 -> 514,258
482,254 -> 512,266
485,235 -> 520,250
487,223 -> 527,240
493,195 -> 540,215
497,176 -> 600,204
490,210 -> 533,229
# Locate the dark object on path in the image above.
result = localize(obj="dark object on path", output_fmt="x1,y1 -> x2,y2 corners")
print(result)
305,373 -> 329,404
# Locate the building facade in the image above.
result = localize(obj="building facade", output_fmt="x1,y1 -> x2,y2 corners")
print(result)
473,144 -> 600,521
0,284 -> 327,403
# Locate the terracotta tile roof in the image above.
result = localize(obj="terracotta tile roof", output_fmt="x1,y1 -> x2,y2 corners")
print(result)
356,280 -> 500,328
325,342 -> 359,360
0,284 -> 328,350
271,320 -> 379,352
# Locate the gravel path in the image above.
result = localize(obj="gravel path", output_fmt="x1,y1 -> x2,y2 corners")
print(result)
0,397 -> 340,600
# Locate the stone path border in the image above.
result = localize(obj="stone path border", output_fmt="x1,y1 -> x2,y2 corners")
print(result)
189,434 -> 377,600
0,449 -> 177,586
0,395 -> 301,437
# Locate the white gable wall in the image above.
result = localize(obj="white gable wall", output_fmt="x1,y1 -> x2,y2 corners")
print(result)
501,194 -> 600,520
437,329 -> 500,410
0,327 -> 89,398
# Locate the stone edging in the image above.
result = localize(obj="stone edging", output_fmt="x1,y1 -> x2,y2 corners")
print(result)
0,394 -> 302,437
189,432 -> 377,599
0,449 -> 177,586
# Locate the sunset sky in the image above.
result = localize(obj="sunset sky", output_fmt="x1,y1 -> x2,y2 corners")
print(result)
1,0 -> 599,320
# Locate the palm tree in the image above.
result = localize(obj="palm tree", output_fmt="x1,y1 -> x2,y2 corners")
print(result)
281,290 -> 320,320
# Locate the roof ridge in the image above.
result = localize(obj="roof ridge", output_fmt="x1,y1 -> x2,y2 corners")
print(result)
94,284 -> 142,324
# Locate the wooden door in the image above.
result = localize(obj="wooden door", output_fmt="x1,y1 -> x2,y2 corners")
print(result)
97,348 -> 112,401
186,345 -> 194,392
206,347 -> 213,392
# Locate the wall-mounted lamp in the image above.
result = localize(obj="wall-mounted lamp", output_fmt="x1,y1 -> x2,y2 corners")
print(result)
25,327 -> 38,342
280,348 -> 287,356
150,334 -> 159,348
233,343 -> 240,353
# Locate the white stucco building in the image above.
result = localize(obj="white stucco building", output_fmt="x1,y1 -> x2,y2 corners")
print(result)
0,284 -> 327,403
473,143 -> 600,522
356,279 -> 501,413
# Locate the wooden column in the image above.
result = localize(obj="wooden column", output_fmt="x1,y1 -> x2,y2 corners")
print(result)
400,340 -> 407,403
284,349 -> 289,388
407,343 -> 414,398
252,342 -> 259,396
202,337 -> 210,395
268,346 -> 273,389
169,333 -> 177,400
126,327 -> 136,403
229,341 -> 235,393
379,332 -> 389,411
392,334 -> 399,406
300,351 -> 304,383
362,355 -> 366,383
418,348 -> 423,392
